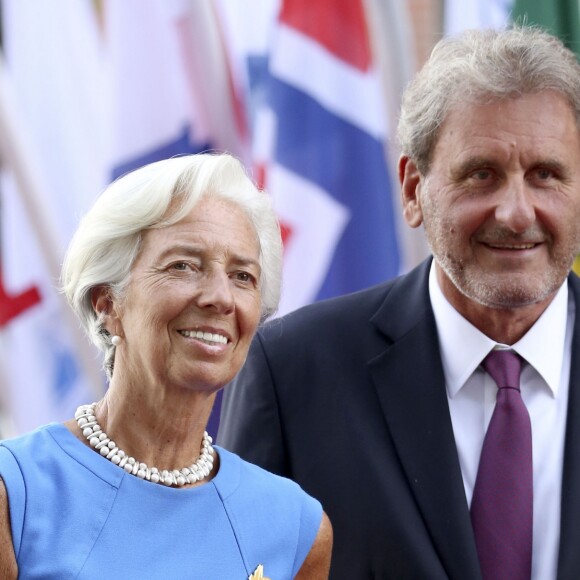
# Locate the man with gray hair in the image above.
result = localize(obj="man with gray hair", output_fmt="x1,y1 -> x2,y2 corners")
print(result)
219,26 -> 580,579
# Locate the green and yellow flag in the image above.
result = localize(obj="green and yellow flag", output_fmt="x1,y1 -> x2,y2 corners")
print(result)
445,0 -> 580,56
513,0 -> 580,58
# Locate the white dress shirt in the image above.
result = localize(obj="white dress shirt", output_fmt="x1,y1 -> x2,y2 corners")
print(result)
429,263 -> 574,580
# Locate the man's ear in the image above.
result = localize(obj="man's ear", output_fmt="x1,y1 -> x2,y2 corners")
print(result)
399,155 -> 424,229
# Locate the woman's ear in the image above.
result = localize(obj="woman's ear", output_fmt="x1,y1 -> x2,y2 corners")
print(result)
398,156 -> 424,229
91,286 -> 113,316
91,286 -> 120,336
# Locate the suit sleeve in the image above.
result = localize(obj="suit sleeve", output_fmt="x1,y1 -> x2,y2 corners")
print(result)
217,331 -> 289,477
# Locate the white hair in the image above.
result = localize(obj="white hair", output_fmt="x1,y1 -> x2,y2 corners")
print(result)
62,153 -> 283,377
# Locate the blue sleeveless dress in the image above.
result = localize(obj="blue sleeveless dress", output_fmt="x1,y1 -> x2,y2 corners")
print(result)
0,423 -> 322,579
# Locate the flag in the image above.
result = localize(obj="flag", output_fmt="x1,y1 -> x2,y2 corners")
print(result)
102,0 -> 249,437
0,0 -> 421,437
445,0 -> 580,55
0,0 -> 108,436
444,0 -> 512,35
512,0 -> 580,56
104,0 -> 248,179
219,0 -> 423,316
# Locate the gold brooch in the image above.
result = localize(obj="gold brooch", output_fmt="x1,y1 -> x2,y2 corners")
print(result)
249,564 -> 271,580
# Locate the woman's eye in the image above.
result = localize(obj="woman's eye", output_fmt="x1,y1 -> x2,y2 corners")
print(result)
171,262 -> 189,271
235,271 -> 254,283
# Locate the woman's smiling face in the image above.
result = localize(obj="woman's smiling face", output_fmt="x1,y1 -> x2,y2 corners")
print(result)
111,196 -> 262,392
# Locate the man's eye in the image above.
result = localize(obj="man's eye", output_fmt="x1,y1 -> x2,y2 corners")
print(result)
471,169 -> 491,180
536,167 -> 554,180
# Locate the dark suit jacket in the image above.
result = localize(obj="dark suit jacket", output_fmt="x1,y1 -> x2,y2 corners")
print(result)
218,259 -> 580,579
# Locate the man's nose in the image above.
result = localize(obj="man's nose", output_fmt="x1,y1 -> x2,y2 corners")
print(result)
494,179 -> 536,233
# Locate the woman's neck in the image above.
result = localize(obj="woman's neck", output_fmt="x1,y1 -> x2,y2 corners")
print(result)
95,382 -> 217,470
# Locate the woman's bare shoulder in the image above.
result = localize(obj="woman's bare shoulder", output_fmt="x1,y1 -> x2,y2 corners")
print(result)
0,477 -> 18,579
295,510 -> 333,579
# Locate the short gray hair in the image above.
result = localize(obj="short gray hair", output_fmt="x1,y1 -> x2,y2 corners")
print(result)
62,153 -> 283,377
397,26 -> 580,174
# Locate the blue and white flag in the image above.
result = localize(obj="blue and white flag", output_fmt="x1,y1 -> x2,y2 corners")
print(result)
220,0 -> 423,316
103,0 -> 249,437
104,0 -> 248,179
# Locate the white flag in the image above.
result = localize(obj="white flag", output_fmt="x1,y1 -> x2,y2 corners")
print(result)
0,0 -> 108,435
104,0 -> 248,179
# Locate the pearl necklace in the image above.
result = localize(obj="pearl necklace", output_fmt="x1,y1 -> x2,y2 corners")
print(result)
75,403 -> 214,487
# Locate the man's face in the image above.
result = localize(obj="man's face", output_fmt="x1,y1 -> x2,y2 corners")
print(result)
404,91 -> 580,313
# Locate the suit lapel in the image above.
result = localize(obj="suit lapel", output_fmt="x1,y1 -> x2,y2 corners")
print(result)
369,261 -> 481,580
557,274 -> 580,579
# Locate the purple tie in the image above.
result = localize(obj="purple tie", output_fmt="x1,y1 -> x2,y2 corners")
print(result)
470,349 -> 533,580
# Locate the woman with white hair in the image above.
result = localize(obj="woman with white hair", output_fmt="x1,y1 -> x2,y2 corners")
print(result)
0,153 -> 332,579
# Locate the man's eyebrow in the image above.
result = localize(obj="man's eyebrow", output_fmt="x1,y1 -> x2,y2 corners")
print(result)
530,159 -> 568,177
451,156 -> 494,177
452,156 -> 569,178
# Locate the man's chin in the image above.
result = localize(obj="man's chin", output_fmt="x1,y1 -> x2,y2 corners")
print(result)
460,276 -> 557,310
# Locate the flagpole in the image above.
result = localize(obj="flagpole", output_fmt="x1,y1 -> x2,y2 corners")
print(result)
0,339 -> 17,439
0,51 -> 105,400
181,0 -> 250,163
364,0 -> 430,273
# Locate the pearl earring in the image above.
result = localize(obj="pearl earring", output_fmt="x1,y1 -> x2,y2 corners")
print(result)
111,335 -> 122,346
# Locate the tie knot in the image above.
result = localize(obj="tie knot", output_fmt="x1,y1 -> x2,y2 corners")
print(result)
482,349 -> 522,390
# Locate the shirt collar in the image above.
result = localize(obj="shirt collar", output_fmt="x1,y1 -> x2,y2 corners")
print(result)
429,263 -> 568,398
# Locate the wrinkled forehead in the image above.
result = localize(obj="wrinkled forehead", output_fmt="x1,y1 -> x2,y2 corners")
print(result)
431,90 -> 580,163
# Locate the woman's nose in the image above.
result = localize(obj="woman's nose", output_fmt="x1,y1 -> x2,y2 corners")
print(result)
195,272 -> 235,313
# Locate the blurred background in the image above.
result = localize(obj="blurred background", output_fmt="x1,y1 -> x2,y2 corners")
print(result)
0,0 -> 578,439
